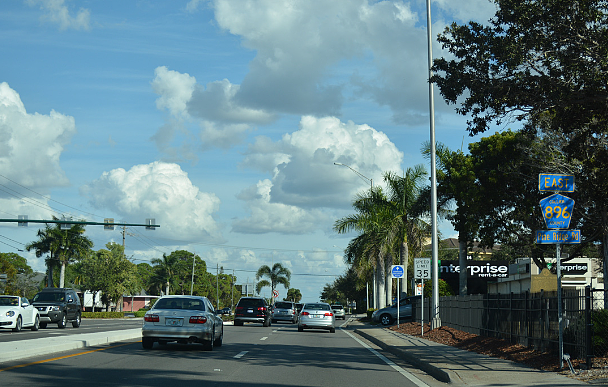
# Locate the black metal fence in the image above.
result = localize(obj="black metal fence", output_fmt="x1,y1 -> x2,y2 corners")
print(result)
412,287 -> 608,368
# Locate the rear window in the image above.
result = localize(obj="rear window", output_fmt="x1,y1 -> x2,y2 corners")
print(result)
274,302 -> 293,309
304,303 -> 330,311
331,305 -> 344,309
237,298 -> 265,308
154,298 -> 205,311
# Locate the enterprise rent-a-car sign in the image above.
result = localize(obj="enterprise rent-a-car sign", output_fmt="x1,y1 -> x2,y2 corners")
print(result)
440,261 -> 509,294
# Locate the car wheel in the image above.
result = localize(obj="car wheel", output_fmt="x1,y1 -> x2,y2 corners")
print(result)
271,319 -> 277,324
214,326 -> 223,347
298,326 -> 303,332
31,315 -> 40,331
380,313 -> 393,326
234,320 -> 243,326
58,313 -> 67,329
142,337 -> 154,349
39,322 -> 47,329
330,327 -> 336,333
72,312 -> 81,328
13,316 -> 22,332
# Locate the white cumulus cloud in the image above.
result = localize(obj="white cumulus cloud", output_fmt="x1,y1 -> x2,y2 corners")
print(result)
27,0 -> 91,31
80,161 -> 223,242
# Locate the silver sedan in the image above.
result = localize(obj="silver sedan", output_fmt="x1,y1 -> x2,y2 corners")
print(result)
298,302 -> 335,333
142,295 -> 223,350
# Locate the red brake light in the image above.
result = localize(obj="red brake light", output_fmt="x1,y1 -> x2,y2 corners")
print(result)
236,306 -> 244,311
258,307 -> 266,312
144,314 -> 159,322
301,312 -> 310,316
189,316 -> 208,324
325,312 -> 333,317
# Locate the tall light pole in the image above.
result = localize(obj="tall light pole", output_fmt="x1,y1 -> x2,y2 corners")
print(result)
426,0 -> 441,329
334,162 -> 375,310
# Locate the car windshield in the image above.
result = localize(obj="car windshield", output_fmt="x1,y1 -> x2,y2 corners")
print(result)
154,298 -> 205,311
331,305 -> 344,310
32,292 -> 64,302
274,302 -> 293,309
304,303 -> 330,311
0,297 -> 19,306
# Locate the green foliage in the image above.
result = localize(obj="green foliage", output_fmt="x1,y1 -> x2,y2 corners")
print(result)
82,311 -> 125,319
0,253 -> 38,297
255,263 -> 291,296
285,288 -> 302,302
422,279 -> 454,298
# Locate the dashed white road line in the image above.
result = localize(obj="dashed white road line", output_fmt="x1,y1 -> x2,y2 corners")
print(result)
234,351 -> 248,359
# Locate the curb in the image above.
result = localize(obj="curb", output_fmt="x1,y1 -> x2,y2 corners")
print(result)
354,328 -> 451,384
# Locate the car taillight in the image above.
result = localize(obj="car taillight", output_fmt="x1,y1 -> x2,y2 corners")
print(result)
301,312 -> 310,316
144,314 -> 159,322
189,316 -> 208,324
258,307 -> 266,312
324,312 -> 333,317
236,306 -> 244,311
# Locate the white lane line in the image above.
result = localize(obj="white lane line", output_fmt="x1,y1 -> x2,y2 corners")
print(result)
342,329 -> 429,387
260,337 -> 268,341
234,351 -> 248,359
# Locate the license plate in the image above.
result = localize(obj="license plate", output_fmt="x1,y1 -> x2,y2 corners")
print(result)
313,314 -> 321,318
247,309 -> 253,313
165,318 -> 183,326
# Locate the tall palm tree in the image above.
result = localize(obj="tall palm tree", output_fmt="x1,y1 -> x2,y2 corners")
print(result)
26,219 -> 93,288
255,263 -> 291,301
26,224 -> 58,287
151,253 -> 181,295
335,186 -> 394,309
383,167 -> 432,297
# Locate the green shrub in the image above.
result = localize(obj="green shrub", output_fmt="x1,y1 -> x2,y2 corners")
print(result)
82,312 -> 125,319
367,308 -> 375,320
133,311 -> 147,318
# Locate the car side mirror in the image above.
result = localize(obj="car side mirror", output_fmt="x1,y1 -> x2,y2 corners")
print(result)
21,302 -> 29,308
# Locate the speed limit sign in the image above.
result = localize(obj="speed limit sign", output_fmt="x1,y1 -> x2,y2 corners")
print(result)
414,258 -> 431,279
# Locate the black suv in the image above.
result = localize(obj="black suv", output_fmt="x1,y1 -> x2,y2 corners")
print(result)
234,297 -> 271,327
32,288 -> 82,329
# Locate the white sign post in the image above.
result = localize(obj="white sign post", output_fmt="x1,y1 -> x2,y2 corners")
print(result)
391,265 -> 404,328
414,258 -> 431,335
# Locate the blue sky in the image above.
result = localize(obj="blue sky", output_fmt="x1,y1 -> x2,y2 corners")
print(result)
0,0 -> 497,302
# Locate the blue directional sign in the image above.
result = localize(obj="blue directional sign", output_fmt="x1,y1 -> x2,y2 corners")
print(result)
391,265 -> 404,278
536,230 -> 581,244
539,174 -> 575,192
539,193 -> 575,229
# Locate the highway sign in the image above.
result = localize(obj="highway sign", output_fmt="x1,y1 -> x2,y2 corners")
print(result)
540,193 -> 575,229
536,230 -> 581,244
391,265 -> 404,278
414,258 -> 431,279
539,174 -> 575,192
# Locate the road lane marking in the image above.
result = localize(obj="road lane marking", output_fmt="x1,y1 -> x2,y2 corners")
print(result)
260,337 -> 268,341
234,351 -> 248,359
0,341 -> 134,373
342,329 -> 429,387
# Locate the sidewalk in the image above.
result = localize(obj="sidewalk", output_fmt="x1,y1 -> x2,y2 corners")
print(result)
349,318 -> 586,386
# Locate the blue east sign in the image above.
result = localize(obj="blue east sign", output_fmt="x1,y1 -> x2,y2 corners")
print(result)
539,174 -> 575,192
539,193 -> 575,229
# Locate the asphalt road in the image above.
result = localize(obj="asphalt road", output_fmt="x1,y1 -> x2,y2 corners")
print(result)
0,318 -> 143,343
0,321 -> 436,387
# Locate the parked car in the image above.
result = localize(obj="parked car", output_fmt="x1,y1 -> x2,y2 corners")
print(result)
219,307 -> 232,315
298,302 -> 335,333
233,297 -> 271,327
31,288 -> 82,329
141,295 -> 223,350
271,301 -> 298,324
372,295 -> 420,326
0,296 -> 40,332
331,304 -> 346,320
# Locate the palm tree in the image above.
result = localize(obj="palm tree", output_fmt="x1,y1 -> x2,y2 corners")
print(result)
335,186 -> 394,309
151,253 -> 181,295
255,263 -> 291,302
26,219 -> 93,288
26,224 -> 58,287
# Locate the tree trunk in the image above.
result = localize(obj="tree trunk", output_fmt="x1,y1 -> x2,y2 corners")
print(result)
400,241 -> 408,296
373,267 -> 377,309
59,260 -> 66,288
386,254 -> 392,307
459,236 -> 468,295
47,258 -> 54,288
165,281 -> 170,296
376,255 -> 386,309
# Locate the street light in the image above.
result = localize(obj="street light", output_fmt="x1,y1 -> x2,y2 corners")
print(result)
334,162 -> 373,311
333,163 -> 373,188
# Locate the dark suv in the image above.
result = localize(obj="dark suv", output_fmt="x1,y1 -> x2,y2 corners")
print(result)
32,288 -> 82,329
234,297 -> 271,327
